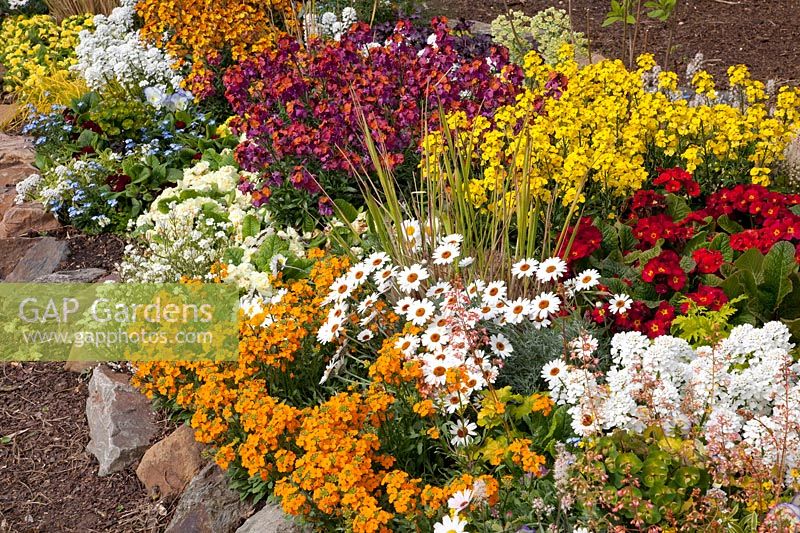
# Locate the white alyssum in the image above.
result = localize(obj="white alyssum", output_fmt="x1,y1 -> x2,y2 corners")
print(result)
74,0 -> 183,94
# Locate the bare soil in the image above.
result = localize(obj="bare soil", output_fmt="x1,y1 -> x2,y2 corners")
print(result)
0,363 -> 176,533
423,0 -> 800,83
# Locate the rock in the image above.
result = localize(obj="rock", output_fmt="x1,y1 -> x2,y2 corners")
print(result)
34,268 -> 107,283
0,161 -> 36,189
99,271 -> 121,283
5,237 -> 68,282
466,20 -> 492,35
64,359 -> 97,373
0,203 -> 60,238
85,366 -> 157,476
0,189 -> 17,221
0,237 -> 40,278
0,134 -> 33,165
136,425 -> 206,498
236,505 -> 309,533
0,104 -> 21,130
165,464 -> 252,533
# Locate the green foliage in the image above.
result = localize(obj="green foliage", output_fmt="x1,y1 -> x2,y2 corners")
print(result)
670,295 -> 745,346
497,316 -> 607,395
718,241 -> 800,336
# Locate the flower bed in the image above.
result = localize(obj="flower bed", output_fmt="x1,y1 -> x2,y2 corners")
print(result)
7,2 -> 800,532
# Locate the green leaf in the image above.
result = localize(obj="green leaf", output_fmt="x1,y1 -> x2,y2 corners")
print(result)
617,223 -> 637,251
709,233 -> 734,263
733,248 -> 765,283
241,214 -> 261,240
717,215 -> 744,234
333,199 -> 359,224
250,235 -> 290,272
679,255 -> 696,273
665,193 -> 691,221
762,241 -> 798,309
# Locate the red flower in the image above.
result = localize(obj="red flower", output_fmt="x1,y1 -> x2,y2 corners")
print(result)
653,167 -> 700,197
692,248 -> 724,274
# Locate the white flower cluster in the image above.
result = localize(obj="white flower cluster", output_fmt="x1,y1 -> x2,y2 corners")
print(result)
14,173 -> 43,204
121,162 -> 262,284
7,0 -> 32,10
304,6 -> 357,42
74,0 -> 182,94
317,221 -> 611,422
546,322 -> 800,477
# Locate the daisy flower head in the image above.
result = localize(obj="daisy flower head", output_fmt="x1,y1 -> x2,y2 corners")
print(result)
536,257 -> 568,282
347,263 -> 370,286
482,281 -> 507,304
541,359 -> 568,383
574,269 -> 601,291
444,390 -> 468,413
426,281 -> 452,299
449,419 -> 478,447
441,233 -> 464,246
434,513 -> 469,533
489,333 -> 513,358
395,334 -> 420,356
401,219 -> 421,242
531,291 -> 561,320
357,329 -> 374,342
398,264 -> 430,293
421,325 -> 450,351
316,317 -> 344,344
423,354 -> 456,387
327,275 -> 354,302
356,292 -> 378,314
504,297 -> 532,324
365,251 -> 390,270
408,298 -> 436,326
511,258 -> 539,279
327,302 -> 349,323
447,489 -> 473,512
393,296 -> 415,316
432,242 -> 461,265
372,265 -> 398,285
458,256 -> 475,268
466,279 -> 486,299
608,293 -> 633,315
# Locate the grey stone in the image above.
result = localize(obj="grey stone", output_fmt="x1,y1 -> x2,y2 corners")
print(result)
136,425 -> 206,498
166,464 -> 252,533
236,504 -> 310,533
85,366 -> 157,476
34,268 -> 107,283
0,236 -> 40,278
5,237 -> 68,282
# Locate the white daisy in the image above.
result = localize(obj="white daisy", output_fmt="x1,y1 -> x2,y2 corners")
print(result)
488,333 -> 513,358
327,302 -> 349,323
504,298 -> 532,324
426,281 -> 452,299
458,256 -> 475,268
482,281 -> 507,304
536,257 -> 568,282
511,258 -> 539,279
447,488 -> 473,512
401,219 -> 421,242
393,296 -> 415,317
466,279 -> 486,299
530,316 -> 551,329
316,317 -> 344,344
421,326 -> 450,351
356,293 -> 378,314
407,299 -> 436,326
443,390 -> 468,414
449,419 -> 478,447
365,251 -> 391,270
372,265 -> 398,285
357,329 -> 375,342
541,359 -> 568,383
347,263 -> 370,286
395,334 -> 420,356
432,242 -> 461,265
327,275 -> 354,302
530,291 -> 561,320
397,264 -> 429,293
476,304 -> 498,320
434,514 -> 469,533
423,356 -> 452,387
441,233 -> 464,245
608,293 -> 633,314
574,269 -> 601,291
